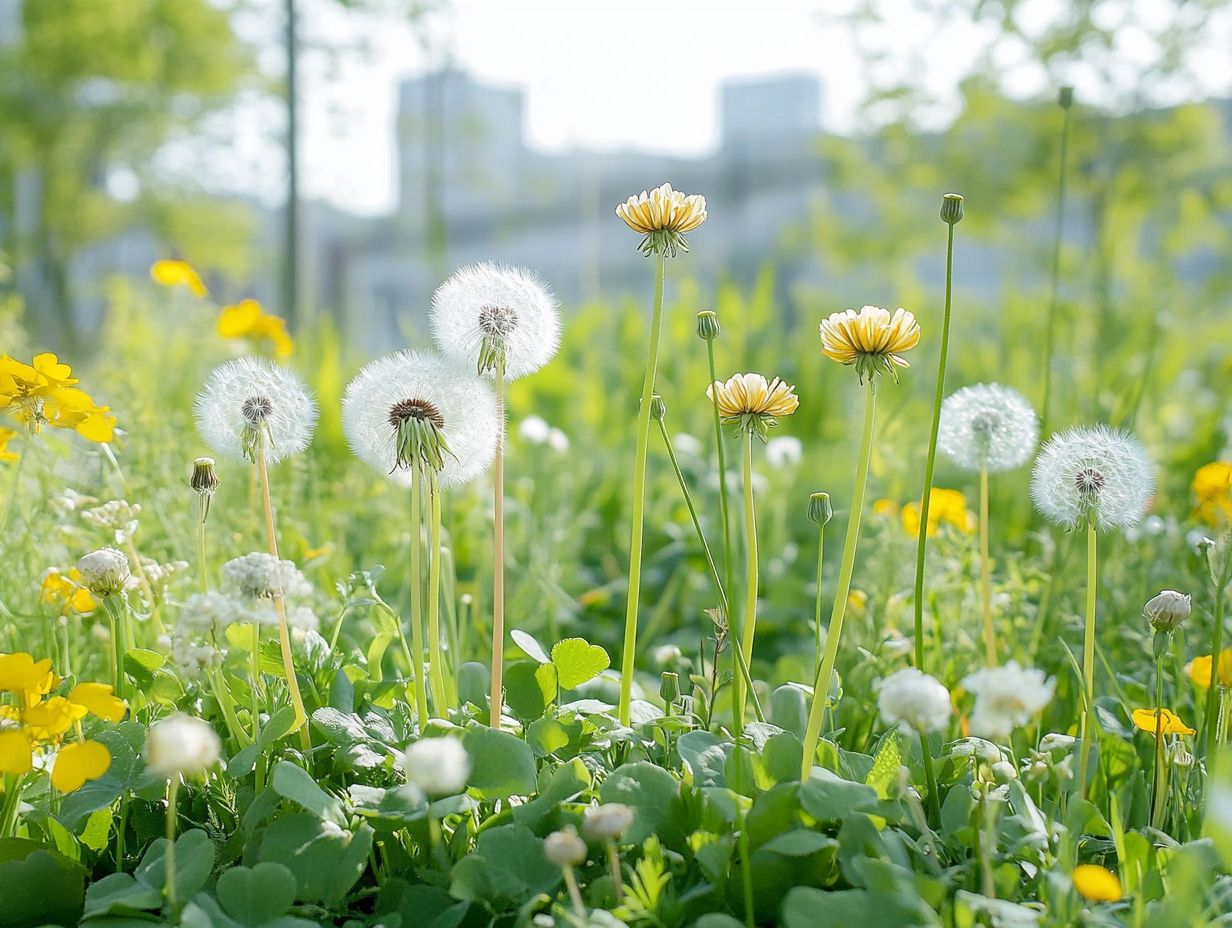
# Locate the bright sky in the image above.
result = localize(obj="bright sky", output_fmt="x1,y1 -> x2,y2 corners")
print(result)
203,0 -> 1232,216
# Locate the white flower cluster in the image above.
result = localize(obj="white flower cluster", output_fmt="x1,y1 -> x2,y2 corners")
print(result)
877,667 -> 951,734
1030,425 -> 1154,531
222,552 -> 313,600
81,499 -> 142,544
168,630 -> 221,679
49,488 -> 97,516
962,662 -> 1055,740
765,436 -> 803,469
938,383 -> 1039,473
76,547 -> 130,596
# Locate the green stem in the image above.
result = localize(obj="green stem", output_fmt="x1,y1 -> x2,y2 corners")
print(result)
427,471 -> 449,717
920,732 -> 942,825
619,248 -> 666,727
1040,100 -> 1073,438
736,430 -> 759,727
801,378 -> 877,780
1149,652 -> 1166,830
250,623 -> 262,746
1077,519 -> 1098,800
409,462 -> 430,726
913,219 -> 957,671
103,595 -> 128,701
0,773 -> 25,838
490,359 -> 506,727
814,520 -> 825,671
196,496 -> 209,594
979,465 -> 996,666
1204,565 -> 1228,755
164,778 -> 179,911
706,339 -> 735,606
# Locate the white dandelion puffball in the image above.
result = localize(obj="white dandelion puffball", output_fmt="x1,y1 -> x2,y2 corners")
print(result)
1030,425 -> 1154,531
938,383 -> 1039,473
430,262 -> 560,380
877,667 -> 951,734
194,357 -> 317,464
400,736 -> 472,796
76,547 -> 131,595
145,714 -> 222,779
962,662 -> 1055,740
342,350 -> 500,489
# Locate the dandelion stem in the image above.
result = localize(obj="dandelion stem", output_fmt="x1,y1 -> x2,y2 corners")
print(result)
562,865 -> 587,919
705,338 -> 735,608
736,430 -> 759,726
913,217 -> 957,671
813,518 -> 825,671
1203,554 -> 1230,755
164,777 -> 179,911
619,248 -> 666,727
427,470 -> 450,717
196,496 -> 210,594
979,465 -> 996,666
801,378 -> 877,780
606,839 -> 624,903
255,448 -> 312,753
490,357 -> 507,728
1040,96 -> 1073,438
409,461 -> 431,727
1077,518 -> 1098,799
1149,651 -> 1166,829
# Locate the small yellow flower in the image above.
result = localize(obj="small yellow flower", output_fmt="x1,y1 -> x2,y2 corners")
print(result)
68,682 -> 127,723
0,730 -> 33,775
707,373 -> 799,441
873,499 -> 900,518
820,305 -> 921,382
218,299 -> 294,358
150,259 -> 208,298
41,569 -> 97,615
0,355 -> 116,443
847,590 -> 868,613
0,652 -> 57,701
51,740 -> 111,793
1187,651 -> 1232,689
616,183 -> 707,256
0,427 -> 17,463
1130,707 -> 1195,736
1193,461 -> 1232,525
22,696 -> 88,742
1072,864 -> 1121,902
901,488 -> 975,537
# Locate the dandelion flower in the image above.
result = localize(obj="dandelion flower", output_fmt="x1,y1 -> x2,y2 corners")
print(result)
430,263 -> 560,379
1030,425 -> 1154,531
194,357 -> 317,465
1187,650 -> 1232,689
144,714 -> 221,779
877,667 -> 951,734
342,350 -> 499,488
901,488 -> 974,537
150,260 -> 207,297
820,306 -> 920,382
76,548 -> 130,596
616,183 -> 707,256
1130,708 -> 1195,736
707,373 -> 799,441
938,384 -> 1039,473
400,736 -> 471,796
962,661 -> 1055,740
1072,864 -> 1122,902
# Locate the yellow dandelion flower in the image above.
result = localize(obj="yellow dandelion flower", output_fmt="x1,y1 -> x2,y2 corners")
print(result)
1072,864 -> 1122,902
820,305 -> 921,382
67,682 -> 127,723
1193,461 -> 1232,525
1187,651 -> 1232,689
901,488 -> 975,537
616,183 -> 707,256
1130,707 -> 1195,737
218,299 -> 294,358
51,740 -> 111,793
150,259 -> 208,298
0,730 -> 33,775
706,372 -> 799,441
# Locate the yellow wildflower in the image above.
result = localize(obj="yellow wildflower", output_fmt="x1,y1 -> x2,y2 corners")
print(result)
22,696 -> 88,742
41,569 -> 97,615
0,730 -> 33,775
218,299 -> 294,358
1072,864 -> 1121,902
873,499 -> 900,518
67,682 -> 126,723
901,488 -> 975,537
1193,461 -> 1232,525
150,259 -> 208,298
0,652 -> 57,702
616,183 -> 707,256
1130,707 -> 1195,736
0,426 -> 17,462
0,355 -> 116,443
1187,651 -> 1232,689
820,305 -> 921,382
706,373 -> 799,440
51,740 -> 111,793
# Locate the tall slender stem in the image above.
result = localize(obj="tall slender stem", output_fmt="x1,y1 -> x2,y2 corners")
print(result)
706,339 -> 735,603
801,379 -> 877,780
1204,561 -> 1229,755
490,358 -> 506,727
1149,652 -> 1166,829
1040,96 -> 1073,438
409,462 -> 430,726
1077,519 -> 1098,799
619,249 -> 666,726
736,430 -> 759,726
196,496 -> 209,594
913,218 -> 957,671
164,778 -> 179,910
256,450 -> 311,753
427,471 -> 449,716
979,465 -> 996,666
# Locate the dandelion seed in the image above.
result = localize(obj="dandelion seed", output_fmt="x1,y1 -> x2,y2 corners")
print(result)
194,357 -> 317,465
938,384 -> 1039,473
1030,425 -> 1154,531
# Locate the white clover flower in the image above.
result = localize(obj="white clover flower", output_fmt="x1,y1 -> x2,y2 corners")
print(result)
877,667 -> 951,734
81,499 -> 142,545
938,384 -> 1039,473
963,662 -> 1055,740
194,357 -> 317,465
582,802 -> 634,842
178,591 -> 251,633
145,714 -> 221,779
1030,425 -> 1154,531
430,263 -> 560,380
544,825 -> 588,867
1038,732 -> 1075,755
170,629 -> 221,679
49,488 -> 97,516
518,416 -> 551,444
342,350 -> 499,489
76,547 -> 131,595
222,552 -> 313,600
400,736 -> 471,796
765,436 -> 804,469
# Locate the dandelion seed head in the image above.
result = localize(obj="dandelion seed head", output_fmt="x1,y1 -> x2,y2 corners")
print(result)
938,383 -> 1039,473
194,357 -> 317,465
1030,425 -> 1154,531
342,350 -> 499,489
430,263 -> 560,380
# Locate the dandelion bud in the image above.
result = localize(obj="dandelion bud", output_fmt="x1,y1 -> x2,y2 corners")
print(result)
808,492 -> 833,525
77,547 -> 130,596
649,393 -> 667,422
696,310 -> 721,341
1144,589 -> 1191,632
544,825 -> 588,867
660,671 -> 680,704
190,457 -> 219,497
1058,86 -> 1074,109
145,714 -> 221,779
939,193 -> 964,226
582,802 -> 634,842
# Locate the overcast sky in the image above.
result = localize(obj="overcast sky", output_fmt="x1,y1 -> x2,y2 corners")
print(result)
197,0 -> 1232,216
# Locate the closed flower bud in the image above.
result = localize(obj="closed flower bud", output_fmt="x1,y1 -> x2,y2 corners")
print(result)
1145,589 -> 1191,632
649,393 -> 667,422
940,193 -> 964,225
1059,86 -> 1074,109
808,492 -> 833,525
544,825 -> 588,867
991,761 -> 1018,784
77,547 -> 130,596
189,457 -> 219,496
145,715 -> 221,779
582,802 -> 634,842
660,671 -> 680,704
696,310 -> 721,341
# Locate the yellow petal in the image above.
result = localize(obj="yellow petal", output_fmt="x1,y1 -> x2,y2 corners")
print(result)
68,682 -> 127,723
52,740 -> 111,792
1130,707 -> 1195,736
1072,864 -> 1121,902
151,260 -> 208,298
0,730 -> 33,775
218,300 -> 264,338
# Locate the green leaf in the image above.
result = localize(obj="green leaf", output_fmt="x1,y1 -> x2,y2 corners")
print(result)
510,629 -> 551,664
58,722 -> 145,832
463,726 -> 537,800
258,706 -> 299,749
513,758 -> 591,830
599,762 -> 680,845
759,829 -> 837,857
504,661 -> 557,720
449,825 -> 560,909
272,760 -> 346,825
0,839 -> 87,928
134,829 -> 216,899
216,862 -> 298,927
81,872 -> 162,919
550,637 -> 610,689
799,769 -> 879,823
865,732 -> 903,799
258,813 -> 373,905
677,730 -> 729,788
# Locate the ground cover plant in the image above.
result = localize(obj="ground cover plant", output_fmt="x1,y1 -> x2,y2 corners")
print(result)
1,168 -> 1232,928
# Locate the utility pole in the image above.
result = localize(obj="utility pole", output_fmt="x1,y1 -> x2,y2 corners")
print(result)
282,0 -> 301,328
